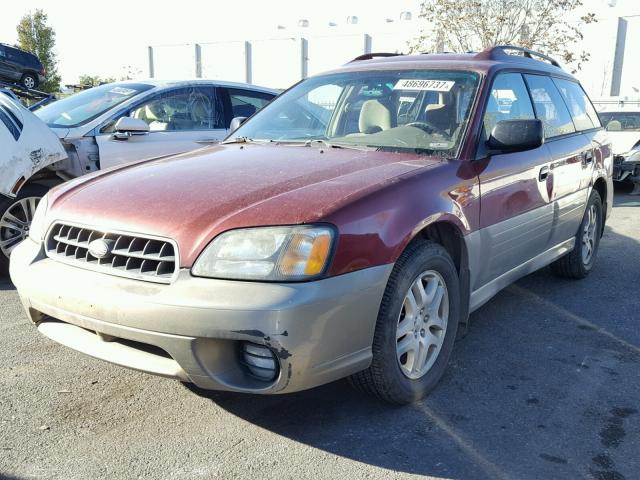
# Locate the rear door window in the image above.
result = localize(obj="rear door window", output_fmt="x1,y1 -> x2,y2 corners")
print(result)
226,88 -> 274,124
552,78 -> 601,131
524,74 -> 576,138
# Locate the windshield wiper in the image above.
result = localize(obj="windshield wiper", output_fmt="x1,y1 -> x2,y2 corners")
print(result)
302,139 -> 375,151
220,136 -> 251,145
220,137 -> 277,145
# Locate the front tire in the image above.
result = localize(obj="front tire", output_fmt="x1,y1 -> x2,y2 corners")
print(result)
551,189 -> 603,279
0,185 -> 48,275
20,73 -> 38,89
349,240 -> 460,404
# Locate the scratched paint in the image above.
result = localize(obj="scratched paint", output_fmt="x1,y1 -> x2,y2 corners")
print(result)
0,96 -> 67,197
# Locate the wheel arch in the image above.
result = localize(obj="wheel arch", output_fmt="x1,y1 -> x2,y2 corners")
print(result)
400,218 -> 471,335
592,176 -> 607,236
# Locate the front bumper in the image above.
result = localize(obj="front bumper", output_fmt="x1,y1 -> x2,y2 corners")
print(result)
10,238 -> 392,394
613,155 -> 640,182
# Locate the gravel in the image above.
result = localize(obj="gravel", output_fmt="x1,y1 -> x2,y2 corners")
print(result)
1,186 -> 638,480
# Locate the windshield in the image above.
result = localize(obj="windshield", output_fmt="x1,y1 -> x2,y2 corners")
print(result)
231,69 -> 480,156
599,112 -> 640,132
35,83 -> 153,128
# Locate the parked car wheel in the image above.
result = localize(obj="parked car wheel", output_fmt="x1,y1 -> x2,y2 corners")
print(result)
349,240 -> 460,404
551,190 -> 603,279
0,185 -> 48,275
20,73 -> 38,90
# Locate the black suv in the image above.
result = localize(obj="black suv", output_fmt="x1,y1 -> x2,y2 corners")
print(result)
0,44 -> 46,89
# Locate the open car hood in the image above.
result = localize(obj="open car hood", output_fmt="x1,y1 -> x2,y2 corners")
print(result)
0,95 -> 67,197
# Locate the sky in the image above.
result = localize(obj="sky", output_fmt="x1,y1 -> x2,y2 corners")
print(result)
1,0 -> 639,98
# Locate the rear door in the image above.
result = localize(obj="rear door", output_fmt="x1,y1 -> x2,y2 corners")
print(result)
524,75 -> 594,247
475,72 -> 553,288
96,86 -> 228,169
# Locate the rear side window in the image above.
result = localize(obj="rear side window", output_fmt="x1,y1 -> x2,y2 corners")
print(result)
0,99 -> 23,141
553,78 -> 601,131
483,73 -> 535,138
226,88 -> 274,123
524,74 -> 575,139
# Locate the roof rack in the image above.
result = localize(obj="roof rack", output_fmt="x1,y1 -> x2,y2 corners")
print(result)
477,45 -> 562,68
349,52 -> 403,63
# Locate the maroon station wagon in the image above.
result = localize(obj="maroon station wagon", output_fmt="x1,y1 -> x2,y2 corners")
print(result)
11,46 -> 612,404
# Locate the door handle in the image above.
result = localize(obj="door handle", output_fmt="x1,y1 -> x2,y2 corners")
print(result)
196,138 -> 219,145
539,166 -> 549,182
582,150 -> 594,164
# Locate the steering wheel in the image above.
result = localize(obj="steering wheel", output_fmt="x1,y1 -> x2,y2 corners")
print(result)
406,121 -> 448,136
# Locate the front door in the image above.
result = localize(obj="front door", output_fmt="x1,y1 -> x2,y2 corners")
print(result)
96,86 -> 228,169
474,72 -> 553,289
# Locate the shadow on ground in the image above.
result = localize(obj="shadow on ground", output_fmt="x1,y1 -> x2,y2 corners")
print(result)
190,190 -> 640,480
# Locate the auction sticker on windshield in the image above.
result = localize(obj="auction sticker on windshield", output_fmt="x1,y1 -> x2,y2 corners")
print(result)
393,79 -> 455,92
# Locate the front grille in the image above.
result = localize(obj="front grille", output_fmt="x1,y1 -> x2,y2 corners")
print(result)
45,223 -> 178,283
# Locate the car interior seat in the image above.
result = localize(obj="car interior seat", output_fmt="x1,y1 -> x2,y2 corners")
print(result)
424,92 -> 456,134
132,102 -> 169,131
190,96 -> 212,128
359,99 -> 392,134
606,120 -> 622,131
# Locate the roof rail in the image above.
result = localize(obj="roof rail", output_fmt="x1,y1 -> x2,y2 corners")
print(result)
477,45 -> 562,68
349,52 -> 403,63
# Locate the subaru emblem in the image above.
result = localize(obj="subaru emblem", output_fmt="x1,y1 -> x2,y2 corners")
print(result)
88,238 -> 113,259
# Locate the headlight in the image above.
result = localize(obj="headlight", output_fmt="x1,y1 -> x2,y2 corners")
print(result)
192,225 -> 335,281
28,194 -> 49,243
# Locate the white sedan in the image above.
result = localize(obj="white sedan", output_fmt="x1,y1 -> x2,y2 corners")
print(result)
0,80 -> 277,272
598,107 -> 640,194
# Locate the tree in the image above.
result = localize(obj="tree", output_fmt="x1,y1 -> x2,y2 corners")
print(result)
119,65 -> 143,81
409,0 -> 597,73
78,75 -> 116,88
16,10 -> 61,92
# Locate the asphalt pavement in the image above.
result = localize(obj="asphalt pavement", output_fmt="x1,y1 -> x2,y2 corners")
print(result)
1,185 -> 638,480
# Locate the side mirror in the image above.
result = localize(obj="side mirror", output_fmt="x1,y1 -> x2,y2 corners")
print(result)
112,117 -> 149,140
487,119 -> 544,153
229,116 -> 247,133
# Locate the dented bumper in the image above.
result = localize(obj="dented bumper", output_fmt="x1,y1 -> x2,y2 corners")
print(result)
10,238 -> 392,394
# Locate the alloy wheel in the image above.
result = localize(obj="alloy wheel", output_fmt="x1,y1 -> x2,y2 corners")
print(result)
581,204 -> 598,265
396,270 -> 449,380
23,76 -> 35,89
0,196 -> 40,257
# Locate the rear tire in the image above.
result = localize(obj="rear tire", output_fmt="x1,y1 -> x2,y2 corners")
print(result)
20,73 -> 38,89
551,190 -> 602,279
0,185 -> 49,276
349,240 -> 460,404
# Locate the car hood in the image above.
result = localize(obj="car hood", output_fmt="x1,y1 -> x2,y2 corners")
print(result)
607,131 -> 640,155
47,143 -> 443,266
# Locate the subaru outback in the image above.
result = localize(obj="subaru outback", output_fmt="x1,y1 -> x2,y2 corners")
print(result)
10,46 -> 612,404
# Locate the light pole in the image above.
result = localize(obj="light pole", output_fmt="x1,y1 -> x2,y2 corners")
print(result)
611,14 -> 639,96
